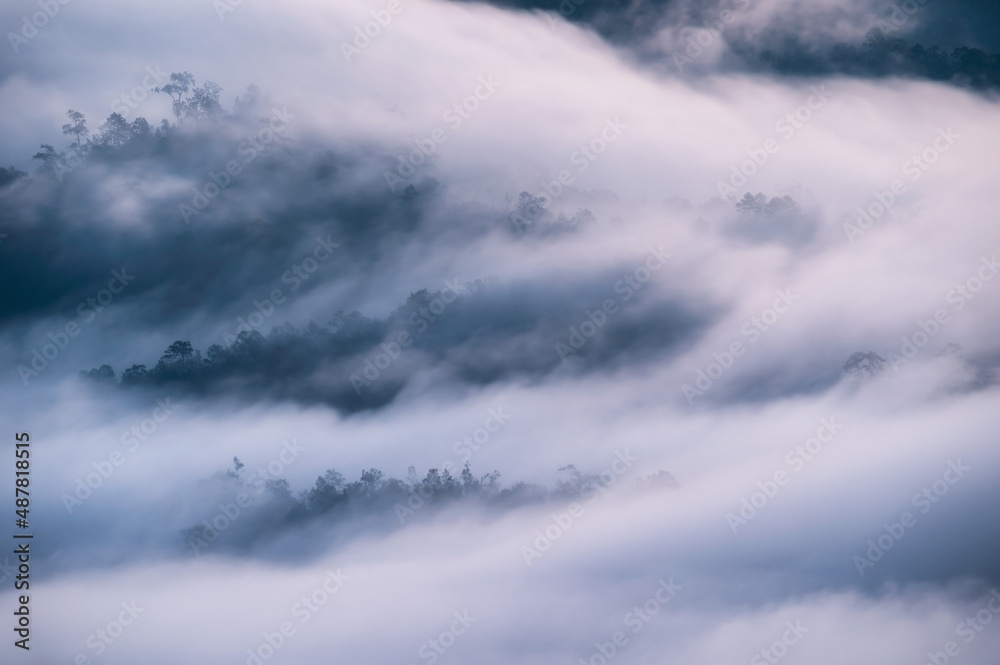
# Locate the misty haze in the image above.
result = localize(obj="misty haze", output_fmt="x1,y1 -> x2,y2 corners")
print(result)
1,0 -> 1000,664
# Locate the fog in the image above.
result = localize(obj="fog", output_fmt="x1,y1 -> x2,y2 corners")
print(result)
1,0 -> 999,663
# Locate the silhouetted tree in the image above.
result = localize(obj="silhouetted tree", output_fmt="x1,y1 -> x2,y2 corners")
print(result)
154,71 -> 195,121
61,110 -> 89,146
232,84 -> 265,119
96,113 -> 133,150
130,117 -> 152,141
153,340 -> 202,380
81,364 -> 116,383
307,469 -> 347,511
162,341 -> 195,362
843,351 -> 886,382
227,456 -> 245,478
736,192 -> 768,216
205,344 -> 229,367
736,192 -> 799,217
31,144 -> 59,173
183,81 -> 224,121
121,364 -> 149,385
460,463 -> 480,493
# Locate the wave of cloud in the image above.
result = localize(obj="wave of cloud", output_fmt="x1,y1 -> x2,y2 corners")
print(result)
1,0 -> 998,663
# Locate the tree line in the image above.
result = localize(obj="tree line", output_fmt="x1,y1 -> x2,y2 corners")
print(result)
1,72 -> 275,185
181,455 -> 677,555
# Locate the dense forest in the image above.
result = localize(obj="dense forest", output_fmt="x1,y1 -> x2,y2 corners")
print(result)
181,456 -> 678,556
